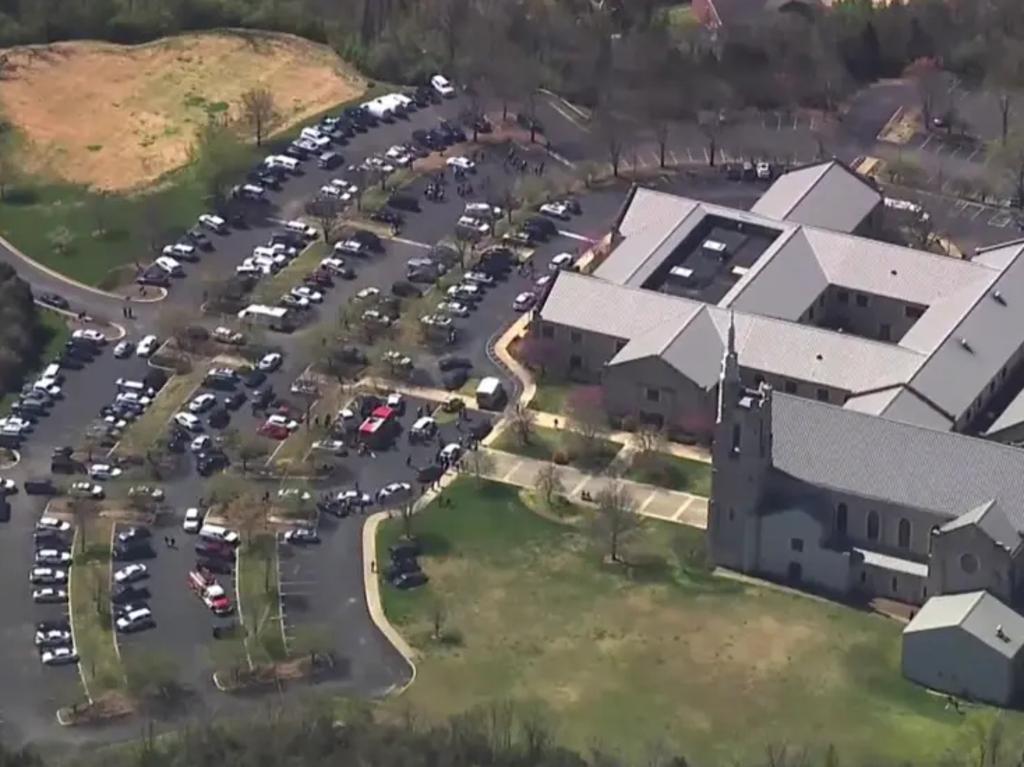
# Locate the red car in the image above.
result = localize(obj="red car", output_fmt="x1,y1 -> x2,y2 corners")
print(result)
258,422 -> 290,440
306,270 -> 333,287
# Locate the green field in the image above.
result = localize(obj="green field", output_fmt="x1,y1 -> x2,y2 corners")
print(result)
625,453 -> 713,496
70,517 -> 122,695
376,479 -> 1007,764
490,424 -> 620,471
529,380 -> 572,413
236,534 -> 286,665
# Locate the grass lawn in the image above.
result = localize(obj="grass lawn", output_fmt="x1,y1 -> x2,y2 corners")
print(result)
529,380 -> 572,413
254,241 -> 328,304
70,517 -> 122,695
115,368 -> 205,456
375,478 -> 1009,764
236,534 -> 286,665
0,308 -> 70,414
625,453 -> 712,497
491,424 -> 620,472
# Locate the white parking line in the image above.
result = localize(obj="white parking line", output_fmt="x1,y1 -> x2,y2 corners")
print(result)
792,114 -> 799,130
809,114 -> 819,131
920,134 -> 934,150
703,147 -> 710,163
968,205 -> 984,220
776,114 -> 783,131
669,149 -> 680,165
387,236 -> 431,250
966,148 -> 982,162
558,229 -> 596,243
686,147 -> 695,162
990,213 -> 1012,228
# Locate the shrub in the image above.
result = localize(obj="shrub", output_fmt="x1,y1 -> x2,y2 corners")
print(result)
552,450 -> 569,465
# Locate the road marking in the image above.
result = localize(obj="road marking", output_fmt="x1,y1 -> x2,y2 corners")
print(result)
570,476 -> 590,496
558,229 -> 596,243
967,204 -> 984,220
544,96 -> 591,133
500,459 -> 522,482
990,213 -> 1012,228
761,114 -> 769,129
792,114 -> 799,130
920,134 -> 934,150
686,147 -> 695,162
809,114 -> 819,131
637,491 -> 657,516
703,147 -> 710,163
387,236 -> 431,250
669,149 -> 680,166
647,149 -> 661,167
672,497 -> 696,521
776,113 -> 783,131
966,148 -> 981,162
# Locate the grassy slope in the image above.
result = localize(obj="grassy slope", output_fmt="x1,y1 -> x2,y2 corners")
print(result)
70,517 -> 122,694
236,534 -> 285,664
375,479 -> 1010,765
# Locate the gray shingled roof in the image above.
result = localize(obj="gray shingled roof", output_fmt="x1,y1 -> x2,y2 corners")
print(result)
905,591 -> 1024,660
750,161 -> 881,232
771,391 -> 1024,526
938,500 -> 1023,553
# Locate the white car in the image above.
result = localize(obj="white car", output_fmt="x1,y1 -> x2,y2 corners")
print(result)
113,341 -> 133,359
29,567 -> 68,585
284,219 -> 317,239
115,391 -> 152,407
174,412 -> 202,432
0,477 -> 14,494
539,201 -> 572,220
35,628 -> 72,648
362,310 -> 391,327
33,587 -> 68,604
464,202 -> 502,220
355,287 -> 380,301
447,283 -> 481,301
183,507 -> 202,533
421,314 -> 453,329
319,184 -> 346,199
198,213 -> 227,233
88,463 -> 122,480
377,482 -> 413,503
756,161 -> 772,179
136,335 -> 159,357
337,489 -> 372,508
328,179 -> 359,197
69,482 -> 104,499
384,146 -> 413,167
447,156 -> 476,172
335,239 -> 368,256
320,257 -> 347,274
162,243 -> 195,259
188,393 -> 217,414
437,301 -> 470,317
266,414 -> 299,432
464,270 -> 495,286
277,487 -> 313,502
41,646 -> 78,666
549,252 -> 575,271
280,294 -> 310,310
72,329 -> 107,345
116,607 -> 155,633
257,353 -> 282,372
535,274 -> 553,289
155,256 -> 183,276
114,564 -> 148,584
37,516 -> 71,533
190,435 -> 212,454
35,549 -> 72,566
431,74 -> 456,98
440,443 -> 462,463
212,326 -> 245,345
236,261 -> 265,277
410,416 -> 437,440
291,286 -> 323,304
513,292 -> 537,311
457,216 -> 490,235
129,485 -> 164,502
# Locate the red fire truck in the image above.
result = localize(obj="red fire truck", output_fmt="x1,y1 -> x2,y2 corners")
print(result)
188,569 -> 234,616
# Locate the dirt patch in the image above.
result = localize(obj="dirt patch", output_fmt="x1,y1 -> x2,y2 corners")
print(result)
0,31 -> 366,190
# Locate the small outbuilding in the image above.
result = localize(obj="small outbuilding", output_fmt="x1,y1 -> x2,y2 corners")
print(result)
902,591 -> 1024,706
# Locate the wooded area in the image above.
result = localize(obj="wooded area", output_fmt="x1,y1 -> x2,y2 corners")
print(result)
0,262 -> 45,394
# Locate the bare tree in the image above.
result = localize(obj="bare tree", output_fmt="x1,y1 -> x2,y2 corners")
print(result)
903,57 -> 945,128
508,404 -> 536,446
592,481 -> 642,563
306,198 -> 345,244
992,131 -> 1024,208
632,423 -> 668,458
240,87 -> 276,147
566,385 -> 607,463
535,463 -> 563,508
697,110 -> 720,167
463,448 -> 494,480
237,433 -> 270,473
400,500 -> 415,540
595,106 -> 626,177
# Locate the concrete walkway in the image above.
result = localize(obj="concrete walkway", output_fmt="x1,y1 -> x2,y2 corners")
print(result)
480,447 -> 708,529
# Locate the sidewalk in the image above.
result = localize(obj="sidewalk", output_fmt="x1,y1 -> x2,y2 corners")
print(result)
480,448 -> 708,529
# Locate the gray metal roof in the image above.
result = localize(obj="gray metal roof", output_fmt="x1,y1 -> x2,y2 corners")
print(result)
750,161 -> 881,232
771,391 -> 1024,526
985,386 -> 1024,438
854,548 -> 928,577
938,500 -> 1023,553
904,591 -> 1024,660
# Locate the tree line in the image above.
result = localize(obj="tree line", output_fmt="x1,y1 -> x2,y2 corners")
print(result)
0,262 -> 48,395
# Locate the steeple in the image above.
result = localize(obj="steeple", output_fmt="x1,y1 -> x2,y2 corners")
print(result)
718,311 -> 742,422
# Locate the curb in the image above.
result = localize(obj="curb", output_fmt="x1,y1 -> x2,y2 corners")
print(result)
0,448 -> 20,469
124,287 -> 168,304
362,511 -> 417,694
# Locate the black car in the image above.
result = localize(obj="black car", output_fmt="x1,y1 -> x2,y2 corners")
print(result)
24,478 -> 57,496
370,209 -> 404,226
442,369 -> 469,390
37,618 -> 70,633
524,216 -> 558,239
390,539 -> 422,560
478,247 -> 515,275
388,193 -> 421,212
37,292 -> 69,310
242,370 -> 267,388
63,343 -> 95,361
251,386 -> 275,408
196,557 -> 232,576
270,230 -> 307,248
117,526 -> 151,545
438,119 -> 466,143
195,541 -> 233,560
391,281 -> 421,299
111,584 -> 149,604
185,228 -> 214,251
356,394 -> 384,418
34,529 -> 70,547
385,556 -> 421,580
197,450 -> 228,477
223,390 -> 246,411
337,345 -> 367,365
208,407 -> 230,429
438,355 -> 472,372
417,464 -> 444,484
137,268 -> 170,288
113,542 -> 154,561
349,229 -> 383,252
56,354 -> 84,370
318,151 -> 343,170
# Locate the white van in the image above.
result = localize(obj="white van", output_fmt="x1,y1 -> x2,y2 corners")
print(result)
475,377 -> 506,410
155,256 -> 183,276
198,524 -> 240,545
265,154 -> 299,173
42,363 -> 62,382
